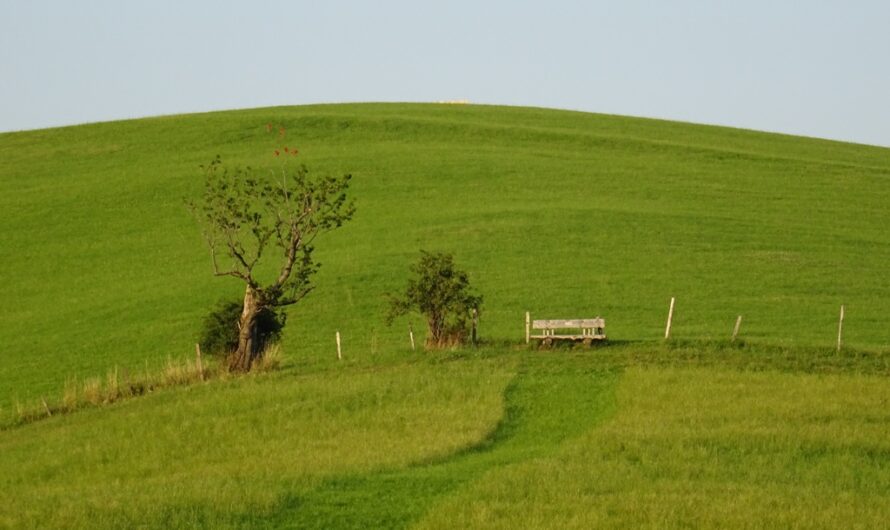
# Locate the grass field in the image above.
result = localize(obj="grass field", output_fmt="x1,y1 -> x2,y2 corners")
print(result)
418,362 -> 890,529
0,355 -> 516,527
3,103 -> 890,407
2,103 -> 890,527
3,347 -> 889,528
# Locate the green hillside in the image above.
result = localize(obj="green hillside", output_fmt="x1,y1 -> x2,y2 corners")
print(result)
3,103 -> 889,404
2,103 -> 890,527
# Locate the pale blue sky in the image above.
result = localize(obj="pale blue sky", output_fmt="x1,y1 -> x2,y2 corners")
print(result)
2,1 -> 889,146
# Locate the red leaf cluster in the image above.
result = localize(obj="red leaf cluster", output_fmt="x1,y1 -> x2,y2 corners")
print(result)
266,123 -> 298,157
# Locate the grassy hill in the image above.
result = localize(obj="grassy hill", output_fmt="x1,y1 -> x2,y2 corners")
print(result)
2,103 -> 890,527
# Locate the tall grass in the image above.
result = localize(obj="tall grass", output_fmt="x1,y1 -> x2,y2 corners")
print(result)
5,355 -> 214,428
0,356 -> 514,528
3,341 -> 889,527
417,365 -> 890,529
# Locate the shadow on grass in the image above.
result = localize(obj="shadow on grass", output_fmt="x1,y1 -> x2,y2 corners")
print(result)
241,355 -> 619,528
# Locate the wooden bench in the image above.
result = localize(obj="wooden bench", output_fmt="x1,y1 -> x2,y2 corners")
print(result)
525,312 -> 606,346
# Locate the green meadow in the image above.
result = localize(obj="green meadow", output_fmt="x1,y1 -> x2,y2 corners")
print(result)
2,103 -> 890,527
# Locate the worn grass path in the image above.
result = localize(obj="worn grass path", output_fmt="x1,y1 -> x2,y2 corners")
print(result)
248,354 -> 619,528
242,344 -> 890,529
3,344 -> 888,528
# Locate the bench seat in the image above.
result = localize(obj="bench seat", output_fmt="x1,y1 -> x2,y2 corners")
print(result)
525,314 -> 606,344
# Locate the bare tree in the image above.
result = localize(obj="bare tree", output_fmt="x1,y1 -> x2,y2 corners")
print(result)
190,155 -> 354,371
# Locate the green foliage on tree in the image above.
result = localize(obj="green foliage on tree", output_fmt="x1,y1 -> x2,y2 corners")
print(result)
189,146 -> 355,371
387,251 -> 483,348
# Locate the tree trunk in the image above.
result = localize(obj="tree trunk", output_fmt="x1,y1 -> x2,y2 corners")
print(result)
229,285 -> 262,371
426,314 -> 442,348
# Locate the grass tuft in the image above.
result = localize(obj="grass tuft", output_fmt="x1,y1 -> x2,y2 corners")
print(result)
162,357 -> 188,386
105,366 -> 120,402
2,347 -> 287,429
253,344 -> 284,373
62,378 -> 78,411
82,377 -> 102,406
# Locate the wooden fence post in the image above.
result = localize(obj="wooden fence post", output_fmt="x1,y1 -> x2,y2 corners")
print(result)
837,305 -> 845,353
336,331 -> 342,360
525,312 -> 531,344
195,343 -> 204,381
471,308 -> 478,347
664,297 -> 676,340
731,315 -> 743,342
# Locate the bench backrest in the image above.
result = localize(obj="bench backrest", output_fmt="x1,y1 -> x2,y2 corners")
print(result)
532,318 -> 605,329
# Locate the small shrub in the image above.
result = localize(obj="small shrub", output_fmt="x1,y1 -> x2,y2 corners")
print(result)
198,300 -> 287,358
386,251 -> 483,348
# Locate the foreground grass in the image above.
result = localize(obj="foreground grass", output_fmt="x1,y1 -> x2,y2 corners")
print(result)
4,344 -> 888,528
418,364 -> 890,529
0,357 -> 514,528
250,353 -> 618,528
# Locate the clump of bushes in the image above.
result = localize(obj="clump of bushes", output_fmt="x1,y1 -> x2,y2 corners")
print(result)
198,300 -> 287,358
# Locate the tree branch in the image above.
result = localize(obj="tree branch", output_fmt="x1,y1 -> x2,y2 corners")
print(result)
273,231 -> 302,290
223,229 -> 254,275
210,243 -> 252,282
276,285 -> 314,306
192,158 -> 353,319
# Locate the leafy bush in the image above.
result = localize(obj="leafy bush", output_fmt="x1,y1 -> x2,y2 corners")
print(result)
386,251 -> 482,348
199,300 -> 287,357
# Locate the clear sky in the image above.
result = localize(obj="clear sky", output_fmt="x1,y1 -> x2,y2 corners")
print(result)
2,0 -> 889,146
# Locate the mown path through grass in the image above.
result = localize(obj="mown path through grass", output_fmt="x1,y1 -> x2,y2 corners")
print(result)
246,355 -> 619,528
